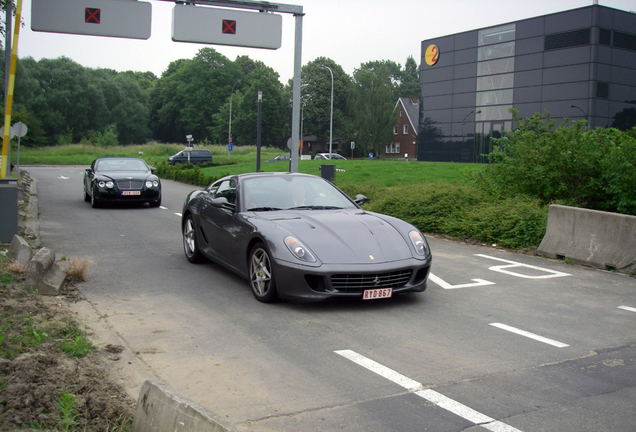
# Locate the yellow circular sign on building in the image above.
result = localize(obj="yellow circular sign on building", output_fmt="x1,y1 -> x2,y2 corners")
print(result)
425,44 -> 440,66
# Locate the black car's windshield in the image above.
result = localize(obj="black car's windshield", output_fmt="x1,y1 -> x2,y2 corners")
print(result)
97,159 -> 148,172
242,176 -> 357,211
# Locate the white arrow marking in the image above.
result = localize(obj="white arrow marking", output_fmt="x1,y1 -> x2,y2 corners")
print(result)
429,273 -> 496,289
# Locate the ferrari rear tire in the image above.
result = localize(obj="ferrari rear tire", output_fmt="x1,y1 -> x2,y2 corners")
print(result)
249,243 -> 279,303
183,215 -> 203,263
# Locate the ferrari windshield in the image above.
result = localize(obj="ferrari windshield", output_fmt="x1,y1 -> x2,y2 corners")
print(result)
242,176 -> 357,211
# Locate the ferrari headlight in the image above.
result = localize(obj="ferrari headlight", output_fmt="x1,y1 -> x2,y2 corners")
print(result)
98,181 -> 105,188
409,230 -> 428,256
145,181 -> 153,188
284,236 -> 317,263
153,180 -> 159,187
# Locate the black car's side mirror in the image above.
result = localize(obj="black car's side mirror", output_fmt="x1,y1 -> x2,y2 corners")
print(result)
354,194 -> 368,205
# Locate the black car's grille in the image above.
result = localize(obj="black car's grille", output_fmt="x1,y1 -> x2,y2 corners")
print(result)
117,180 -> 143,189
330,270 -> 413,293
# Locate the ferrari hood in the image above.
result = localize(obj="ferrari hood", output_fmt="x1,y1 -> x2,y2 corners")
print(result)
262,210 -> 414,264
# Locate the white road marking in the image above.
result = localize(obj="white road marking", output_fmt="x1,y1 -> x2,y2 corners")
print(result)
335,349 -> 524,432
175,213 -> 182,217
490,323 -> 569,348
618,305 -> 636,313
429,273 -> 495,289
159,206 -> 168,210
59,176 -> 69,179
476,254 -> 571,279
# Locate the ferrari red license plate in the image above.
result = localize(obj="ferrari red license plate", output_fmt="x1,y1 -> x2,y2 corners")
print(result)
362,288 -> 392,300
121,191 -> 141,196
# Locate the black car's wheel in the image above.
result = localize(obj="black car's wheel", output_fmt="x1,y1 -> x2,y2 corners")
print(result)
249,243 -> 279,303
150,194 -> 162,208
90,186 -> 101,208
83,184 -> 90,202
183,215 -> 203,263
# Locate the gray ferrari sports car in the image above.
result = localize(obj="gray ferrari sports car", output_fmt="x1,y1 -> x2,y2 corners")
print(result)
181,172 -> 432,303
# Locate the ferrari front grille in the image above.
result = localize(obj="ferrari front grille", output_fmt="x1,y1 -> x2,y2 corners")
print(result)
331,270 -> 413,293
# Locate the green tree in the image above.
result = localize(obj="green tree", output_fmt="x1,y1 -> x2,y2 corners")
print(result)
150,48 -> 241,143
293,57 -> 352,146
349,62 -> 397,157
233,67 -> 286,147
397,56 -> 420,98
23,57 -> 108,145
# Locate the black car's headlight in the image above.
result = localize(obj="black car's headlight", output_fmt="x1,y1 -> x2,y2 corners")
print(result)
145,180 -> 159,188
284,236 -> 317,263
98,180 -> 114,189
409,230 -> 429,256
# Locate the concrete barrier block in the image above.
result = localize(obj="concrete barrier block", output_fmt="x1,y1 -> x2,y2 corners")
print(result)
9,235 -> 33,270
538,204 -> 636,273
133,379 -> 243,432
24,247 -> 56,291
39,264 -> 66,296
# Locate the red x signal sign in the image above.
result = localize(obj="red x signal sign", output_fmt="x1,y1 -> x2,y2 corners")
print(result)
85,8 -> 100,24
222,19 -> 236,35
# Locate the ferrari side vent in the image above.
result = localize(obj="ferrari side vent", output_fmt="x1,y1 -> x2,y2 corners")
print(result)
331,270 -> 412,293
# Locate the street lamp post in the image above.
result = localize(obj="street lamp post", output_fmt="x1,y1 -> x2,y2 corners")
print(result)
228,79 -> 240,161
321,65 -> 334,157
570,104 -> 588,123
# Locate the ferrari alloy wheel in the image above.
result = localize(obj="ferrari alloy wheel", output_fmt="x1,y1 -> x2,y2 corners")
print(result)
249,243 -> 278,303
183,215 -> 203,263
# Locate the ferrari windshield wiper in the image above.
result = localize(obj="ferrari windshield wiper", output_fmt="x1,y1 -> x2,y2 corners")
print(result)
247,207 -> 282,212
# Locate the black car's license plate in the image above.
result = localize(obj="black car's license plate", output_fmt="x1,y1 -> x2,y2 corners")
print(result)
363,288 -> 392,300
121,191 -> 141,196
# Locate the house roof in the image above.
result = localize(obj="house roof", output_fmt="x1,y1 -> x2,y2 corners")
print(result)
394,97 -> 419,133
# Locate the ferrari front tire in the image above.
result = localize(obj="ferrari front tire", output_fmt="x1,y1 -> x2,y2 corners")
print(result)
249,243 -> 279,303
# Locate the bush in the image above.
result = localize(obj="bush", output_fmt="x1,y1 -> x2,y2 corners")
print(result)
361,181 -> 548,250
156,162 -> 222,187
473,111 -> 636,215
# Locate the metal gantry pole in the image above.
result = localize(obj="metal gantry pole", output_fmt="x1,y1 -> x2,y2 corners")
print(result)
289,11 -> 303,173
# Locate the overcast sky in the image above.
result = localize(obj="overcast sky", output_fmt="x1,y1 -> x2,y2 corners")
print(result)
15,0 -> 636,82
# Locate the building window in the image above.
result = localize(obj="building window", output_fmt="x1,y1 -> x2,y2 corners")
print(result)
403,124 -> 409,134
393,125 -> 398,135
544,28 -> 590,51
384,143 -> 401,154
597,82 -> 609,99
400,110 -> 403,117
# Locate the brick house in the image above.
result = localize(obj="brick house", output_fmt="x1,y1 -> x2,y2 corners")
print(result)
386,97 -> 419,159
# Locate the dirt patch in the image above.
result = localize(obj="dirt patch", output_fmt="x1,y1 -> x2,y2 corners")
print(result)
0,276 -> 135,431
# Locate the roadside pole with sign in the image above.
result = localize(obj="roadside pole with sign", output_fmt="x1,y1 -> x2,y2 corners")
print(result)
350,141 -> 355,160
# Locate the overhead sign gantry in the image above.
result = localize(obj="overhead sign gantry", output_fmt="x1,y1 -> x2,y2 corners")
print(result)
28,0 -> 304,173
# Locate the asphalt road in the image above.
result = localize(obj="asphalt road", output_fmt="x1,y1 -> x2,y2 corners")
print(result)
28,165 -> 636,432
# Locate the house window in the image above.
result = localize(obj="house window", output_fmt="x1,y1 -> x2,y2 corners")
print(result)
385,143 -> 400,154
403,124 -> 408,134
400,110 -> 403,117
393,126 -> 398,135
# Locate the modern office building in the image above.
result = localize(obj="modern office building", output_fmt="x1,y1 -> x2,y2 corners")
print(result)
417,4 -> 636,162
